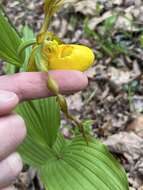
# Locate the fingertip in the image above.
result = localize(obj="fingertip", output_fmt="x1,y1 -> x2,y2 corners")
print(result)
1,186 -> 17,190
12,115 -> 27,143
72,71 -> 88,90
0,114 -> 26,160
0,153 -> 23,189
49,70 -> 88,94
0,91 -> 19,116
6,153 -> 23,177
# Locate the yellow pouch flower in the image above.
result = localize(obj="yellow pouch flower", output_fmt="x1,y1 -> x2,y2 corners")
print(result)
28,41 -> 95,72
43,44 -> 95,72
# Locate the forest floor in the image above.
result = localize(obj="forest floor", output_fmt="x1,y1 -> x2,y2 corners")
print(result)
1,0 -> 143,189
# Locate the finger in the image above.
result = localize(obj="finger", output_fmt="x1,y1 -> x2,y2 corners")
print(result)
0,91 -> 19,116
0,70 -> 88,101
0,186 -> 17,190
0,114 -> 26,160
0,153 -> 22,189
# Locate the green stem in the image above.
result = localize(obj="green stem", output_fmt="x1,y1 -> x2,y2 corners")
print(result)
17,39 -> 36,58
56,93 -> 88,144
40,14 -> 51,33
66,113 -> 88,144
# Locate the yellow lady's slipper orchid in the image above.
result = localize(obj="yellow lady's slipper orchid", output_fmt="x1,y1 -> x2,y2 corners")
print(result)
28,42 -> 95,72
43,44 -> 95,71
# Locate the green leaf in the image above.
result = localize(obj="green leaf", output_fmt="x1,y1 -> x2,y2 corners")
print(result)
17,39 -> 36,59
22,25 -> 35,41
40,136 -> 129,190
34,45 -> 49,71
3,61 -> 18,74
140,33 -> 143,48
20,25 -> 35,71
17,97 -> 60,151
18,134 -> 55,168
104,15 -> 118,31
0,8 -> 23,66
17,97 -> 129,190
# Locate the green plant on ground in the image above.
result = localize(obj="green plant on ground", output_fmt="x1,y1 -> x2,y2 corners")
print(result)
123,80 -> 139,112
84,13 -> 128,59
0,1 -> 129,190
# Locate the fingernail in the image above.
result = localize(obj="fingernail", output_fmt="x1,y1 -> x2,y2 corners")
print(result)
0,91 -> 17,103
0,153 -> 23,188
1,185 -> 17,190
7,153 -> 23,176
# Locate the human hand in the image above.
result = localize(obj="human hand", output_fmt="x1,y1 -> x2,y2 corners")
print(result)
0,71 -> 88,189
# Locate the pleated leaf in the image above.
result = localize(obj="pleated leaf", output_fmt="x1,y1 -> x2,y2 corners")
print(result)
0,8 -> 24,66
16,98 -> 129,190
40,136 -> 129,190
17,97 -> 60,154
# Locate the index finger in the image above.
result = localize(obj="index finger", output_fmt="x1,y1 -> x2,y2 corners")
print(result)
0,70 -> 88,101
